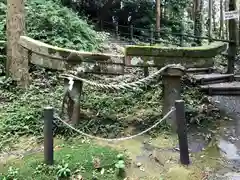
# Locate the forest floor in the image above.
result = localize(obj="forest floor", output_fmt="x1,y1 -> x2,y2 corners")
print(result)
0,35 -> 240,179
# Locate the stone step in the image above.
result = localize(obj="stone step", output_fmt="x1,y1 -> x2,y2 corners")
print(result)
234,75 -> 240,81
200,81 -> 240,95
186,67 -> 215,74
190,73 -> 234,85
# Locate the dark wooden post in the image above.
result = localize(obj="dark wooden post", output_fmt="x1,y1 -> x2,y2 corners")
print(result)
175,100 -> 190,165
162,67 -> 185,130
143,57 -> 149,77
130,25 -> 133,42
150,25 -> 154,45
115,22 -> 119,40
44,106 -> 54,165
100,20 -> 103,31
180,23 -> 184,47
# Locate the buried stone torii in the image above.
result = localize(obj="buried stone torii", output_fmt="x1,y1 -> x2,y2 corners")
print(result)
16,35 -> 227,129
125,42 -> 227,128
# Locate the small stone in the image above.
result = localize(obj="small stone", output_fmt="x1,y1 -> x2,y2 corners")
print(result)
136,162 -> 142,167
140,166 -> 145,172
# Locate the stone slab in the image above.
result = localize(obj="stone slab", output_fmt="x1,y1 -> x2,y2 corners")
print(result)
200,82 -> 240,90
191,73 -> 234,81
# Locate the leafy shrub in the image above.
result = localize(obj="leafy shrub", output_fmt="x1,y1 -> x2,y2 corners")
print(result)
0,0 -> 104,51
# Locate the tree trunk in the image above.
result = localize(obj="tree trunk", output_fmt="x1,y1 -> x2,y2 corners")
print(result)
193,0 -> 203,45
227,0 -> 237,73
212,0 -> 216,31
208,0 -> 212,42
225,0 -> 229,40
6,0 -> 29,87
156,0 -> 161,38
99,0 -> 120,21
220,0 -> 224,38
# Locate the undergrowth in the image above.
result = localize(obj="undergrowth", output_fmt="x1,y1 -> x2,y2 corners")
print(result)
0,66 -> 223,151
0,0 -> 105,51
0,140 -> 123,180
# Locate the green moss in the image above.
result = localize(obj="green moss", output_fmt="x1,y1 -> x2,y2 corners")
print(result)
0,140 -> 121,180
125,42 -> 227,58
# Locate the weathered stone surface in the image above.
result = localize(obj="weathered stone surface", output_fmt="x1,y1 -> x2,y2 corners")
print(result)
18,36 -> 124,69
162,68 -> 185,129
30,53 -> 66,71
125,42 -> 227,58
191,73 -> 234,81
125,42 -> 227,68
153,57 -> 214,68
201,82 -> 240,90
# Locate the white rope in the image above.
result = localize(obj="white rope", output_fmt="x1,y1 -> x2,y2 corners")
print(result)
55,107 -> 175,142
60,64 -> 185,91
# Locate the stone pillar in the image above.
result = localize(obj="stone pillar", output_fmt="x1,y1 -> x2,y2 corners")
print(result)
63,78 -> 83,126
162,67 -> 185,130
70,79 -> 83,126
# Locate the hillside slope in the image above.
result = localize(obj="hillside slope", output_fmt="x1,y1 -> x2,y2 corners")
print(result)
0,0 -> 105,51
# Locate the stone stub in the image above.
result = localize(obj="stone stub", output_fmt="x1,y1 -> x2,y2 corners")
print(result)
162,67 -> 185,130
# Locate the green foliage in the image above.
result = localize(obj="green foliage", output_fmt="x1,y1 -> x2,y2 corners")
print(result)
115,154 -> 126,178
2,166 -> 19,180
56,162 -> 71,178
0,141 -> 121,180
0,0 -> 105,51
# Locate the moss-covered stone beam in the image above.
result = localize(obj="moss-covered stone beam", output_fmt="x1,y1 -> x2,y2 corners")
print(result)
18,36 -> 124,70
125,42 -> 227,58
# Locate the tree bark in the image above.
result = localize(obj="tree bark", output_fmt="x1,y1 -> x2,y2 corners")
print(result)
227,0 -> 237,73
220,0 -> 224,38
225,0 -> 229,40
156,0 -> 161,38
99,0 -> 120,21
193,0 -> 203,45
208,0 -> 212,42
6,0 -> 29,87
212,0 -> 216,31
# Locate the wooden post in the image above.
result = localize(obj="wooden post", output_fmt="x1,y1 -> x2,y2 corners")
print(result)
162,67 -> 185,130
180,23 -> 184,47
115,22 -> 119,40
150,25 -> 154,45
99,20 -> 103,31
143,57 -> 149,77
227,0 -> 238,74
44,107 -> 54,165
130,25 -> 133,42
6,0 -> 29,87
175,100 -> 190,165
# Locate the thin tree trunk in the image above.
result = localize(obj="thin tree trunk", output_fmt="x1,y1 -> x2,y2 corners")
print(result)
208,0 -> 212,42
194,0 -> 203,45
212,0 -> 216,31
227,0 -> 237,73
156,0 -> 161,38
220,0 -> 224,38
99,0 -> 120,21
225,0 -> 229,40
6,0 -> 29,87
